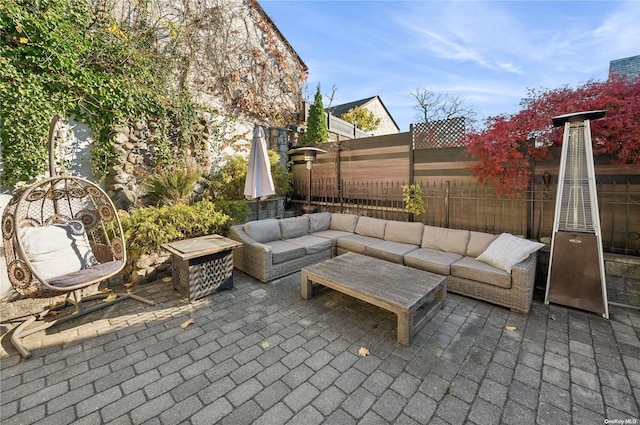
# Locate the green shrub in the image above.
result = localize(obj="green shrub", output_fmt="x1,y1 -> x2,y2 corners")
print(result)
206,150 -> 292,199
143,166 -> 202,206
120,198 -> 232,257
268,150 -> 293,197
206,154 -> 248,200
212,199 -> 250,225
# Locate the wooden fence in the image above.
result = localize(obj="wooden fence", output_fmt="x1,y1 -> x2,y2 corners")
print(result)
289,130 -> 640,255
291,178 -> 639,255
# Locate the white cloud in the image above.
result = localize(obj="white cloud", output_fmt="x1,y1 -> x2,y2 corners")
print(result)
392,3 -> 530,75
590,2 -> 640,59
498,62 -> 523,74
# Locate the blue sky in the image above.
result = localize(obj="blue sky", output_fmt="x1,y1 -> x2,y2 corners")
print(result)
260,0 -> 640,131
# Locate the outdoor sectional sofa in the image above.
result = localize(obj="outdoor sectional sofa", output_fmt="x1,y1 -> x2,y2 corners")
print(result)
229,212 -> 543,314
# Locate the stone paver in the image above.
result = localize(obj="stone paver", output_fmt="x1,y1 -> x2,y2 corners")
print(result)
1,271 -> 639,424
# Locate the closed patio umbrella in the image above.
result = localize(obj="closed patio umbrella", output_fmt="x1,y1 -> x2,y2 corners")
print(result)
244,126 -> 275,220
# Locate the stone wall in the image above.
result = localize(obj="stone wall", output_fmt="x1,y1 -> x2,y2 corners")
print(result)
247,197 -> 286,221
107,120 -> 157,210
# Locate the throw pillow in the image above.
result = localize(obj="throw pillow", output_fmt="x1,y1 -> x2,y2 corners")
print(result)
21,220 -> 98,280
476,233 -> 544,273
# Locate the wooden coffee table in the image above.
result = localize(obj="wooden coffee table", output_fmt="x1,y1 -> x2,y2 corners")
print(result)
301,252 -> 447,346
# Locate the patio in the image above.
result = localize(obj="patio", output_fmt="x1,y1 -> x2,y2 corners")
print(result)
1,271 -> 639,425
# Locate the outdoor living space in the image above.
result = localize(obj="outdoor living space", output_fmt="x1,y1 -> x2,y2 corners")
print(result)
1,270 -> 639,425
3,1 -> 640,424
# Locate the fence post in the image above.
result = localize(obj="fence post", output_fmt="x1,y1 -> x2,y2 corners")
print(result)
445,180 -> 450,228
527,152 -> 536,238
337,139 -> 342,212
409,136 -> 415,186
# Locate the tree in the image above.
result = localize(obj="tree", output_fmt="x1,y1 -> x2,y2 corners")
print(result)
410,87 -> 476,124
300,84 -> 328,146
341,106 -> 381,132
465,76 -> 640,197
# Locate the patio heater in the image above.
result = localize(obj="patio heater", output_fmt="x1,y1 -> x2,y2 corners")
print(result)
289,147 -> 327,214
544,110 -> 608,319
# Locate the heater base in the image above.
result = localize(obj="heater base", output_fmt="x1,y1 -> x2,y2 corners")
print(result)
547,232 -> 606,316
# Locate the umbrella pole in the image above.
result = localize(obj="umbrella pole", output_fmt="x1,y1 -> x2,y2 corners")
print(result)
256,199 -> 260,220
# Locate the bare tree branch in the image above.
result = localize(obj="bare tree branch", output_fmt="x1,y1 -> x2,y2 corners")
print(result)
323,84 -> 337,108
409,87 -> 477,125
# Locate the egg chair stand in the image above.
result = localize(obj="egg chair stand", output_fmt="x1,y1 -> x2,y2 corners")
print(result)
2,115 -> 154,359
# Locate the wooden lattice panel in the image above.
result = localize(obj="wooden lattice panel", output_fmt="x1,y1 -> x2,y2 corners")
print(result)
413,117 -> 466,149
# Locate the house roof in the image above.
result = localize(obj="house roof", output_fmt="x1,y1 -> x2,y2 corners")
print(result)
253,1 -> 308,71
327,96 -> 400,131
327,97 -> 376,117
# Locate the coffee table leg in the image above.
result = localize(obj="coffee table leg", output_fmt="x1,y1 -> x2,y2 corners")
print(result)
301,271 -> 313,299
439,281 -> 447,308
397,312 -> 410,346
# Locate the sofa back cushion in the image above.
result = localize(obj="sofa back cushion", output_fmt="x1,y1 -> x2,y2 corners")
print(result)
466,231 -> 498,257
355,216 -> 386,239
308,212 -> 331,233
244,219 -> 281,243
421,226 -> 470,256
384,221 -> 423,245
280,216 -> 310,239
330,213 -> 359,232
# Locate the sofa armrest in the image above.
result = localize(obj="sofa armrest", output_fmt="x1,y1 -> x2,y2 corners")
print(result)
229,225 -> 272,281
509,252 -> 538,313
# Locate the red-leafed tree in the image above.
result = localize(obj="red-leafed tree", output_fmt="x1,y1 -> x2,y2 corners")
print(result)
465,76 -> 640,197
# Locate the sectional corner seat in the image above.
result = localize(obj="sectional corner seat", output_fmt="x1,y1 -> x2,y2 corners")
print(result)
229,212 -> 542,314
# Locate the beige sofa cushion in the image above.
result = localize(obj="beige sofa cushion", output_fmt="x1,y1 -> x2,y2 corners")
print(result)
330,213 -> 359,232
307,212 -> 331,232
355,216 -> 386,239
244,219 -> 281,243
280,216 -> 310,239
384,221 -> 423,246
451,256 -> 511,289
466,231 -> 498,257
404,248 -> 463,275
421,226 -> 470,256
337,234 -> 383,254
264,240 -> 305,264
365,241 -> 418,264
288,235 -> 332,255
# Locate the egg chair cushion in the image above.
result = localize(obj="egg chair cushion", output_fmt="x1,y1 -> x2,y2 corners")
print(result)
21,220 -> 98,280
48,260 -> 123,288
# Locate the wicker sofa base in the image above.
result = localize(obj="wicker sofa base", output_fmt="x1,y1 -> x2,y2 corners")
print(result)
230,231 -> 331,283
446,254 -> 537,314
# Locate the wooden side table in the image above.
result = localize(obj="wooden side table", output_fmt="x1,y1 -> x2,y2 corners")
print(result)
162,235 -> 242,302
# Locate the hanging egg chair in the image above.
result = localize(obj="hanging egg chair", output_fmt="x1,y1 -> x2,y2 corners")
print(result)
2,115 -> 154,359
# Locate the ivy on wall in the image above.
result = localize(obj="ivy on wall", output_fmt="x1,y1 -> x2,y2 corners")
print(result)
1,0 -> 306,188
1,1 -> 165,185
